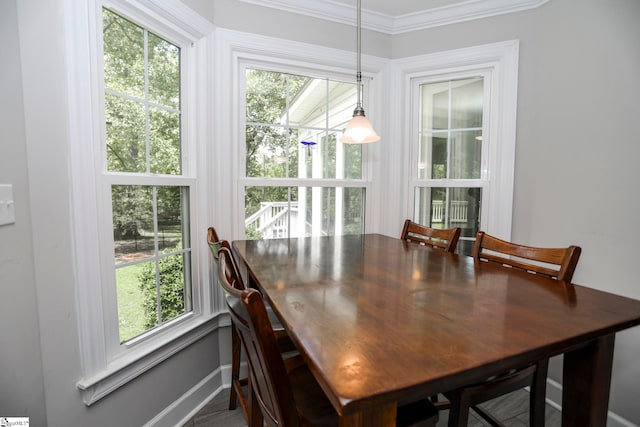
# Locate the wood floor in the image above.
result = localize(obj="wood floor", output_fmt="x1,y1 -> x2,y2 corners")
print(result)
181,387 -> 562,426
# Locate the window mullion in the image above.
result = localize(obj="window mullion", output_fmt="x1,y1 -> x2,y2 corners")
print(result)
105,173 -> 196,186
447,81 -> 452,180
152,187 -> 161,327
144,28 -> 151,174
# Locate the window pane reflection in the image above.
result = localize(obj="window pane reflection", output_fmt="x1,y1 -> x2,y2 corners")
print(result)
418,77 -> 483,179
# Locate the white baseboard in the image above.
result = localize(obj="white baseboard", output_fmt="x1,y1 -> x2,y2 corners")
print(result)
143,364 -> 232,427
545,378 -> 638,427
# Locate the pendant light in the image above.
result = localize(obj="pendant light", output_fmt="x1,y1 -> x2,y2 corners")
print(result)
340,0 -> 380,144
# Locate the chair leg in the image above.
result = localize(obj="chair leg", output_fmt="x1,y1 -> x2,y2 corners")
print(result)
229,323 -> 241,410
530,359 -> 549,427
447,392 -> 471,427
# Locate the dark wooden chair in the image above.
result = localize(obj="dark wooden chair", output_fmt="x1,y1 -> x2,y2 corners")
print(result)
401,219 -> 461,253
207,227 -> 295,422
218,245 -> 439,427
439,231 -> 582,427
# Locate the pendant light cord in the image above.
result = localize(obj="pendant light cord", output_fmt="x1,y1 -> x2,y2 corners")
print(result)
340,0 -> 380,142
355,0 -> 364,113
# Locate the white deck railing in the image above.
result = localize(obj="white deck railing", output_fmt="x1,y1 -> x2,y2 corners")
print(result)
245,202 -> 299,239
431,200 -> 468,224
246,200 -> 468,238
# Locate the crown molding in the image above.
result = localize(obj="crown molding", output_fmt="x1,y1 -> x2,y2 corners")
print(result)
238,0 -> 550,35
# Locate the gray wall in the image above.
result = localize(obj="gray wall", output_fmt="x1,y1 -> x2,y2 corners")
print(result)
0,1 -> 46,424
393,0 -> 640,422
184,0 -> 392,57
2,0 -> 223,426
197,0 -> 640,422
517,1 -> 640,421
3,0 -> 639,425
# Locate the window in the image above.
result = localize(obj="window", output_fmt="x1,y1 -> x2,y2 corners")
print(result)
401,41 -> 519,253
241,67 -> 368,239
414,76 -> 486,255
68,0 -> 213,405
103,8 -> 192,343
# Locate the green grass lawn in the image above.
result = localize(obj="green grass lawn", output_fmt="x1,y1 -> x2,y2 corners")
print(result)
116,262 -> 148,342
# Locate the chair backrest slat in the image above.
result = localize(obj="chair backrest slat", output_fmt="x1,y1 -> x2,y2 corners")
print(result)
216,240 -> 245,290
472,231 -> 581,282
401,219 -> 461,253
207,226 -> 224,260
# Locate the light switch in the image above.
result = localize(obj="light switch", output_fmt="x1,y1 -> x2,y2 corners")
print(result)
0,184 -> 16,226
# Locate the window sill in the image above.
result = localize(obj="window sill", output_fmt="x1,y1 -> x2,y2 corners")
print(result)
77,312 -> 229,405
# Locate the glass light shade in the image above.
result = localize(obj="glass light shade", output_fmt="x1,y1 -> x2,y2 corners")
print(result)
340,115 -> 380,144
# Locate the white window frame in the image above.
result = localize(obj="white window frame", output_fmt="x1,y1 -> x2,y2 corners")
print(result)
64,0 -> 216,405
214,30 -> 387,239
396,40 -> 519,240
239,61 -> 368,238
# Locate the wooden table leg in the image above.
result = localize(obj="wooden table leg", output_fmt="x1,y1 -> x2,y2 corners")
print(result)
338,403 -> 397,427
562,334 -> 615,427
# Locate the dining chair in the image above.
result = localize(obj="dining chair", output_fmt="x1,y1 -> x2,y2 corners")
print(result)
401,219 -> 461,253
472,231 -> 581,282
439,231 -> 582,427
207,227 -> 295,422
218,245 -> 440,427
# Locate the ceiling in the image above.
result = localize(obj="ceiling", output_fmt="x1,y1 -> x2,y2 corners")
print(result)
239,0 -> 550,34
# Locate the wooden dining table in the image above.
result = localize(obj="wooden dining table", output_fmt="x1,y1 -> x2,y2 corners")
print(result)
232,233 -> 640,427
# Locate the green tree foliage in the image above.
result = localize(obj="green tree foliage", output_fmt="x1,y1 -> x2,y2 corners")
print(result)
104,8 -> 188,338
137,250 -> 186,330
112,185 -> 153,239
245,70 -> 309,217
103,8 -> 181,237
